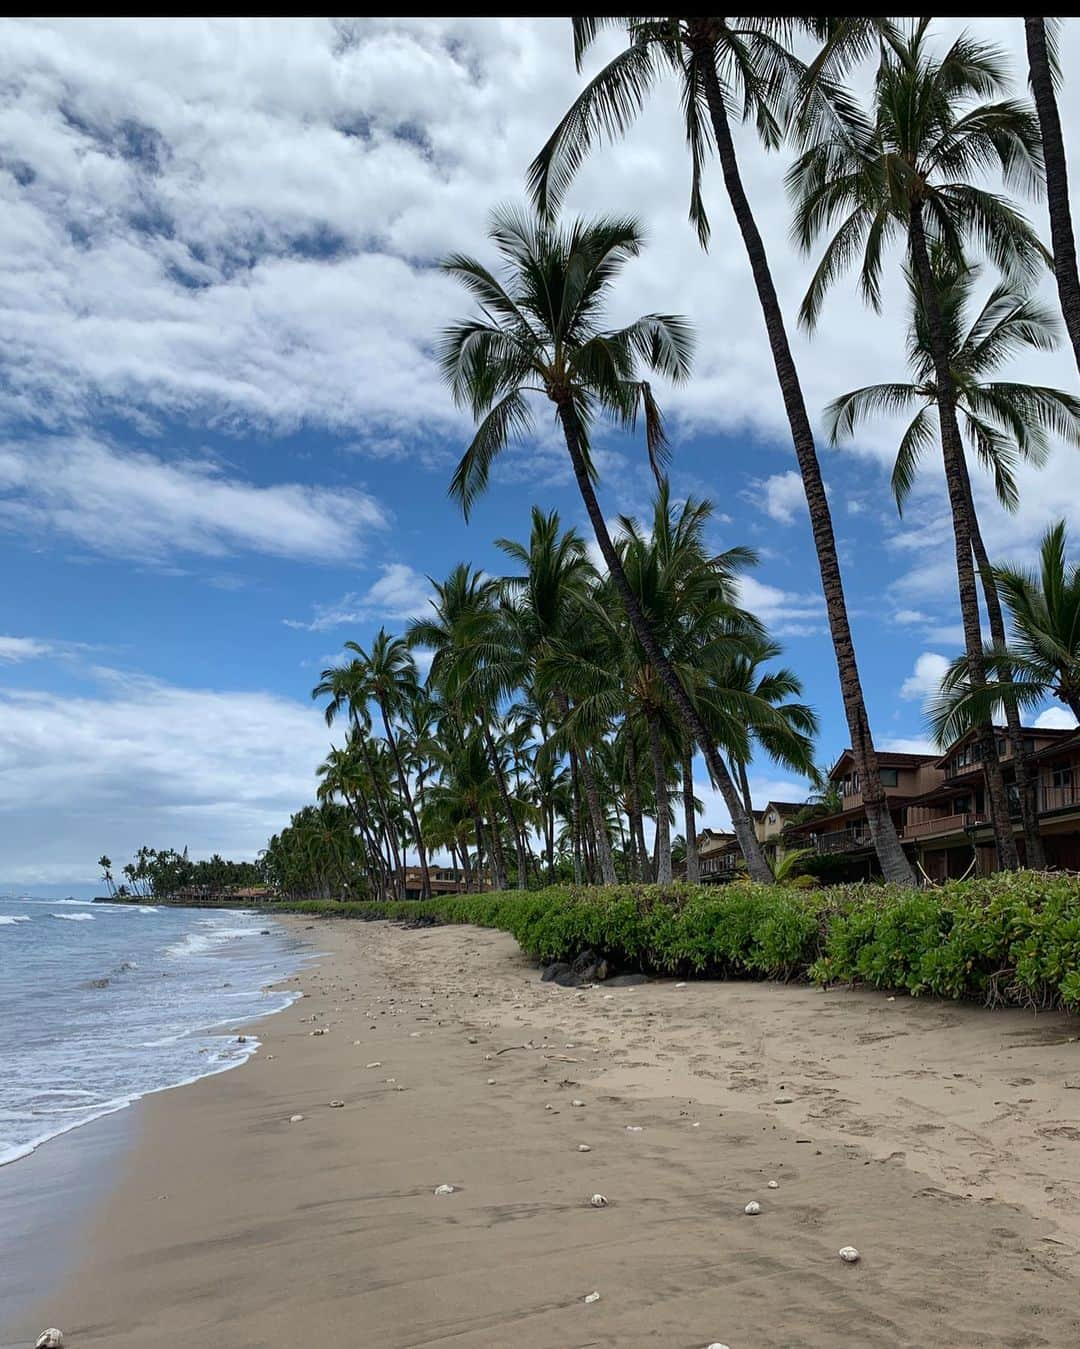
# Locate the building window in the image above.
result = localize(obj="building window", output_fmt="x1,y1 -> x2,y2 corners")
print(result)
880,768 -> 898,788
1052,766 -> 1074,789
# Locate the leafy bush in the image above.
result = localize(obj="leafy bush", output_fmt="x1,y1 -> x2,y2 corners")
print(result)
281,871 -> 1080,1010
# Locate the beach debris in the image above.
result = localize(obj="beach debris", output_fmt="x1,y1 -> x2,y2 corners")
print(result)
545,1104 -> 555,1111
434,1184 -> 456,1196
365,1061 -> 382,1069
467,1036 -> 478,1044
692,1122 -> 701,1128
571,1098 -> 585,1107
35,1332 -> 64,1349
410,1031 -> 423,1037
266,1054 -> 274,1060
236,1034 -> 247,1043
839,1246 -> 860,1263
289,1114 -> 305,1123
625,1125 -> 643,1132
577,1143 -> 591,1152
675,981 -> 687,988
487,1077 -> 496,1085
744,1201 -> 762,1215
329,1099 -> 345,1108
767,1180 -> 780,1189
583,1291 -> 601,1304
773,1095 -> 793,1104
706,1343 -> 732,1348
310,1028 -> 328,1037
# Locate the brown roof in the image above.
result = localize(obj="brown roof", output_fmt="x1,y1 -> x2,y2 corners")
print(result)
827,748 -> 938,780
763,800 -> 805,814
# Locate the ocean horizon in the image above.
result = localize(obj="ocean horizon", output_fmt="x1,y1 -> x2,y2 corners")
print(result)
0,895 -> 307,1169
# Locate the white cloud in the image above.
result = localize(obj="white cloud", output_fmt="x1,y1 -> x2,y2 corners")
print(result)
0,435 -> 388,563
736,574 -> 824,636
893,608 -> 930,625
0,668 -> 332,886
286,561 -> 432,631
754,471 -> 808,526
880,734 -> 938,755
0,636 -> 52,663
899,651 -> 950,703
1034,706 -> 1079,731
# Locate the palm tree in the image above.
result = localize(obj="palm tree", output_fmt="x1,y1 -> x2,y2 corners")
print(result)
933,520 -> 1080,737
791,20 -> 1047,870
407,563 -> 527,890
98,855 -> 114,896
344,630 -> 432,899
528,16 -> 913,884
827,258 -> 1080,865
1024,18 -> 1080,374
439,205 -> 772,881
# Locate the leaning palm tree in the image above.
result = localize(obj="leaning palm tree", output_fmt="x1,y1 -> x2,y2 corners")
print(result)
933,520 -> 1080,741
439,205 -> 772,880
528,16 -> 912,884
791,20 -> 1047,870
1024,18 -> 1080,374
827,258 -> 1080,865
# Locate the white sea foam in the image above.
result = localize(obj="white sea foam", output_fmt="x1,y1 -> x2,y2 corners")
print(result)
137,906 -> 158,913
0,915 -> 30,925
51,912 -> 94,921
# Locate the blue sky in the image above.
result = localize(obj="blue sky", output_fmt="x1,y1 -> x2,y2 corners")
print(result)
1,18 -> 1078,893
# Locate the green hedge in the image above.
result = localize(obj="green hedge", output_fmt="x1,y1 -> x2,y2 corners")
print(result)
283,871 -> 1080,1010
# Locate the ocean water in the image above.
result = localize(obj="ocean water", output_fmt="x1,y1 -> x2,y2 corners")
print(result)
0,895 -> 307,1167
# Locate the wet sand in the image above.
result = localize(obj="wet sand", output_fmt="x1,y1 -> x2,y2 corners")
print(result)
6,917 -> 1080,1348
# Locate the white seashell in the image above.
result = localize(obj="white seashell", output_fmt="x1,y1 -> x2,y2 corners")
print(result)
545,1103 -> 555,1111
35,1332 -> 64,1349
625,1125 -> 643,1132
487,1078 -> 496,1085
577,1143 -> 591,1152
706,1343 -> 732,1348
773,1095 -> 793,1104
589,1193 -> 608,1207
484,1053 -> 494,1060
310,1028 -> 328,1036
410,1031 -> 422,1037
744,1201 -> 761,1215
329,1100 -> 345,1108
839,1246 -> 860,1263
691,1121 -> 701,1128
434,1184 -> 455,1196
467,1036 -> 478,1044
767,1180 -> 780,1189
583,1291 -> 600,1304
365,1061 -> 381,1069
571,1098 -> 585,1107
289,1114 -> 304,1123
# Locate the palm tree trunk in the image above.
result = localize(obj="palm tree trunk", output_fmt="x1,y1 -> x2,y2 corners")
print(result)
481,721 -> 528,889
545,805 -> 555,883
958,457 -> 1046,867
473,816 -> 488,889
553,688 -> 616,883
735,759 -> 754,818
487,811 -> 508,891
569,750 -> 584,885
908,204 -> 1019,871
647,708 -> 673,884
681,742 -> 699,883
626,736 -> 651,882
1025,18 -> 1080,374
355,731 -> 403,899
378,699 -> 433,897
553,396 -> 774,883
693,35 -> 913,886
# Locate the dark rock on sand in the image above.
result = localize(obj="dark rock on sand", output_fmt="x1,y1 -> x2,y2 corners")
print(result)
541,962 -> 571,983
604,973 -> 648,987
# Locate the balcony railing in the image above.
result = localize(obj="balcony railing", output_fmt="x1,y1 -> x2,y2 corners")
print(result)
905,810 -> 984,841
811,828 -> 873,855
1039,777 -> 1080,814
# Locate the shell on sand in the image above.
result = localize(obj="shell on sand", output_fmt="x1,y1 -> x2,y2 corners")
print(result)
571,1098 -> 585,1107
328,1100 -> 345,1108
744,1201 -> 761,1215
36,1333 -> 64,1349
433,1184 -> 455,1196
588,1193 -> 608,1207
289,1114 -> 304,1123
583,1291 -> 600,1304
577,1143 -> 591,1152
706,1343 -> 732,1348
767,1180 -> 780,1189
839,1246 -> 860,1263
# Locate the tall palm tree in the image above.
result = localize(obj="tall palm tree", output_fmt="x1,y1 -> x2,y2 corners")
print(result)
344,630 -> 432,898
791,20 -> 1046,870
1024,18 -> 1080,374
98,855 -> 115,896
933,520 -> 1080,737
827,258 -> 1080,865
529,16 -> 912,884
439,205 -> 772,881
407,563 -> 528,890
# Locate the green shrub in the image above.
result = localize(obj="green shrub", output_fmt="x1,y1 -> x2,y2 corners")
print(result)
279,870 -> 1080,1011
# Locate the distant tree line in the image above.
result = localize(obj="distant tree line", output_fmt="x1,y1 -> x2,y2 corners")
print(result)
98,848 -> 262,900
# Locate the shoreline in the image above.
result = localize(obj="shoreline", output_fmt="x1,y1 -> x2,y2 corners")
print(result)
5,916 -> 1080,1347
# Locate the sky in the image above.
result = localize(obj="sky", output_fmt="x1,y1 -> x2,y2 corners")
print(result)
2,17 -> 1079,895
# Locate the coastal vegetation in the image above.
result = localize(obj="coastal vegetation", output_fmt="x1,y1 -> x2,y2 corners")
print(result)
285,872 -> 1080,1011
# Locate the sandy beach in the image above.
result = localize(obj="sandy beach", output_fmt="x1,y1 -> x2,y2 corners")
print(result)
7,915 -> 1080,1348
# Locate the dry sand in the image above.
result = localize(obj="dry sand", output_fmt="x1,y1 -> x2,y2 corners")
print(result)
9,916 -> 1080,1348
